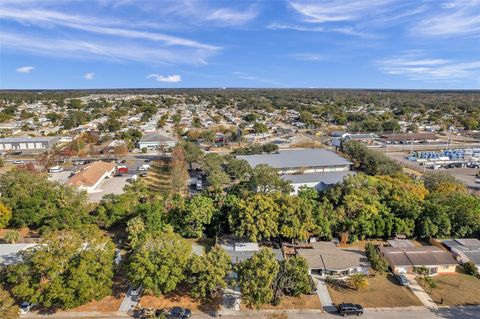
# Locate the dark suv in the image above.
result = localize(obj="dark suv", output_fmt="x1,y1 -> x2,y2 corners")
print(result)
156,307 -> 191,319
337,303 -> 364,316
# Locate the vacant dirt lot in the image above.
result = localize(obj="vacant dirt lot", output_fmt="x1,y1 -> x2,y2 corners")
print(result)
247,295 -> 322,310
139,287 -> 220,313
67,294 -> 125,312
418,274 -> 480,306
328,275 -> 422,308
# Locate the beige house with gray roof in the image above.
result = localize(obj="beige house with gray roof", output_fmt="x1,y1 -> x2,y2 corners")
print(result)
296,241 -> 370,278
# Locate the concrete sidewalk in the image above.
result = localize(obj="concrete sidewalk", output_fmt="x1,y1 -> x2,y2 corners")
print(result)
405,274 -> 438,309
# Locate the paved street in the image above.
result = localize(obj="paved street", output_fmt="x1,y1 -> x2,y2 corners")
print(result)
21,306 -> 480,319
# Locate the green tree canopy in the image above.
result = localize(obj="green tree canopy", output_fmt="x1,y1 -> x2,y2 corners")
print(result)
187,246 -> 231,300
128,230 -> 191,295
0,169 -> 90,231
228,194 -> 280,242
5,227 -> 115,310
236,249 -> 279,308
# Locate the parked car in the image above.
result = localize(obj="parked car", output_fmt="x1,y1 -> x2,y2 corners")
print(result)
337,303 -> 364,316
394,273 -> 409,286
13,160 -> 25,164
128,285 -> 143,297
157,307 -> 191,319
48,166 -> 63,173
72,160 -> 85,165
19,302 -> 35,314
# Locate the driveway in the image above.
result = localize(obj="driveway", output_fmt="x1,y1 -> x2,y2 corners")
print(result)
118,286 -> 141,313
405,274 -> 437,309
314,277 -> 334,311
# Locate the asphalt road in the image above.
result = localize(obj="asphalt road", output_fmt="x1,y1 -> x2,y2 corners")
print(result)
21,307 -> 480,319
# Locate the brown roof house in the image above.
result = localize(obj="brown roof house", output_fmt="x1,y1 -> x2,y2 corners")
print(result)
380,245 -> 457,276
296,241 -> 370,278
66,161 -> 116,193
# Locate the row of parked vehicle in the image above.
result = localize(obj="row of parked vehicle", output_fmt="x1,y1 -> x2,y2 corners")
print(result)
136,306 -> 191,319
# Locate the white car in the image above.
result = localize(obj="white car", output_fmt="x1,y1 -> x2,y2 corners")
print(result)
13,160 -> 25,165
48,166 -> 63,173
19,302 -> 34,314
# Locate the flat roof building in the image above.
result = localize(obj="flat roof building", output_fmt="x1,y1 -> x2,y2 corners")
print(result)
138,131 -> 177,150
281,171 -> 354,195
0,136 -> 60,151
237,148 -> 352,175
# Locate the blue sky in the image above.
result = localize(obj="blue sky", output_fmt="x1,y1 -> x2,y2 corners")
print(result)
1,0 -> 479,89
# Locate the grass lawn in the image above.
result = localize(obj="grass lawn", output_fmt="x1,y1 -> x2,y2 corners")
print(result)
327,274 -> 422,308
243,295 -> 321,310
139,286 -> 220,313
418,273 -> 480,306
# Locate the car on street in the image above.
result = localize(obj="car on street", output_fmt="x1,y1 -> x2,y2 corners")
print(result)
13,160 -> 25,164
337,303 -> 364,316
19,302 -> 35,314
156,307 -> 191,319
394,273 -> 409,286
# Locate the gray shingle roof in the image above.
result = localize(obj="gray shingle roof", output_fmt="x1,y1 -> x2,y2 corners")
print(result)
237,149 -> 352,169
297,242 -> 370,271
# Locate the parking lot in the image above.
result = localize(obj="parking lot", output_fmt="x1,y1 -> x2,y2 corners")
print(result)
386,152 -> 480,192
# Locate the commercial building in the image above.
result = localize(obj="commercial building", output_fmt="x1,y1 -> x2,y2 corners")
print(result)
0,136 -> 60,151
237,148 -> 353,194
137,131 -> 177,150
281,171 -> 354,195
66,161 -> 116,193
237,148 -> 352,175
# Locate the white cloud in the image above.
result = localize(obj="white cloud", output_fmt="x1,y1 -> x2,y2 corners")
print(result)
0,32 -> 216,65
206,7 -> 259,26
413,0 -> 480,37
16,66 -> 34,73
267,23 -> 377,38
291,53 -> 325,61
377,51 -> 480,82
0,7 -> 219,51
147,74 -> 181,83
289,0 -> 394,23
84,72 -> 95,80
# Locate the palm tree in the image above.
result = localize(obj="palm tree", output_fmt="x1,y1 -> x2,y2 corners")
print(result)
348,273 -> 369,291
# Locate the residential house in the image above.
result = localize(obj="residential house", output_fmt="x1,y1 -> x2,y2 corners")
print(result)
441,238 -> 480,272
296,241 -> 370,278
380,245 -> 457,276
0,244 -> 36,268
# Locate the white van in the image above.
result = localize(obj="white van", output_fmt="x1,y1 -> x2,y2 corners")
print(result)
49,166 -> 63,173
